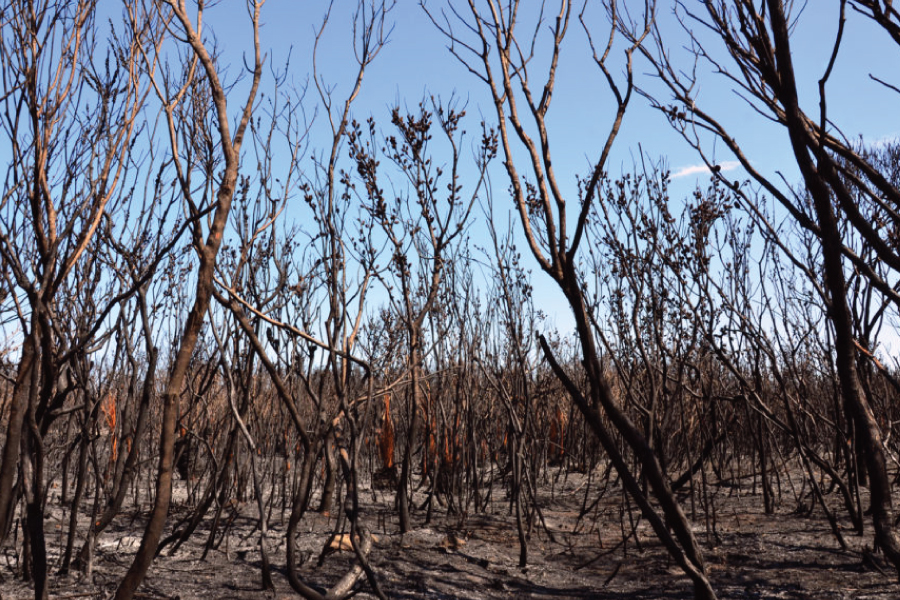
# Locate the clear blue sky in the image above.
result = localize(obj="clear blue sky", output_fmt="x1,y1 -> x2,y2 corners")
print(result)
13,1 -> 898,341
223,1 -> 898,173
203,1 -> 896,333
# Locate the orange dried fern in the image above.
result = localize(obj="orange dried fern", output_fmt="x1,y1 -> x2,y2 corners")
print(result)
377,393 -> 395,470
100,392 -> 118,465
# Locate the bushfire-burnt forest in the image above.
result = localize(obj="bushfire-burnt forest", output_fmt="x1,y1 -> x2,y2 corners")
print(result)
1,1 -> 899,599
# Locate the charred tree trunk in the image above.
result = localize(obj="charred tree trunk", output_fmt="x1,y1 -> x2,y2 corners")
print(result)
764,0 -> 900,576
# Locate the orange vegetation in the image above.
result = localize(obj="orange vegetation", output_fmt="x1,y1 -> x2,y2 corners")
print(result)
377,393 -> 395,469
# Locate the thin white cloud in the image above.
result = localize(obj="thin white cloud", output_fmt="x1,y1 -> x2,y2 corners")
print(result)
671,160 -> 740,179
870,133 -> 900,148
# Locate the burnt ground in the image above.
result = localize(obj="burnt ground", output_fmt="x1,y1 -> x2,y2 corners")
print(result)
1,467 -> 898,599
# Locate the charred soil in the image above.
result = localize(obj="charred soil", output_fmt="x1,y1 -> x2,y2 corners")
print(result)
1,467 -> 897,600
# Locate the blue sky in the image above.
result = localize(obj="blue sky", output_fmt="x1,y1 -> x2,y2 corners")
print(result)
203,1 -> 894,199
214,1 -> 898,333
8,1 -> 897,342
